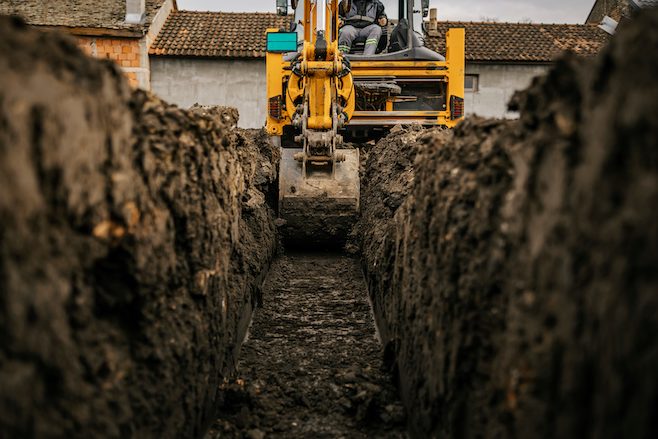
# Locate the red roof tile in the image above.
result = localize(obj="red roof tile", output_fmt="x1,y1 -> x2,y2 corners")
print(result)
425,22 -> 610,63
150,11 -> 609,62
0,0 -> 166,33
150,11 -> 289,58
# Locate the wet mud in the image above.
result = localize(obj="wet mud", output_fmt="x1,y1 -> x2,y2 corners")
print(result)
358,9 -> 658,439
209,254 -> 406,439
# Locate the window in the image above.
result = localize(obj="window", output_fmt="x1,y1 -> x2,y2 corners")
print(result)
465,74 -> 479,92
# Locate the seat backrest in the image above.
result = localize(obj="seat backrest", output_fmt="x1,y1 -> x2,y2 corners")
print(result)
389,18 -> 411,53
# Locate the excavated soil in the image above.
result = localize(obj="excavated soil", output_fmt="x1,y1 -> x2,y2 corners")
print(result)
2,6 -> 658,439
359,9 -> 658,439
0,17 -> 278,438
208,254 -> 406,438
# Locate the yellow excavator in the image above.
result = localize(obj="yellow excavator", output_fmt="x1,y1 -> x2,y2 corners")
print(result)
266,0 -> 464,244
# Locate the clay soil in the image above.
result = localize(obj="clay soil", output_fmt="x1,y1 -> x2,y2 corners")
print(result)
208,254 -> 407,439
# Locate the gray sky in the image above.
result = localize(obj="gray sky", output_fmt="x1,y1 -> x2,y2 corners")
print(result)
176,0 -> 594,24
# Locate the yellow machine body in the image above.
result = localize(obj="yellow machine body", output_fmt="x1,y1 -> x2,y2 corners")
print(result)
266,3 -> 356,137
265,0 -> 465,245
266,25 -> 464,134
349,29 -> 465,128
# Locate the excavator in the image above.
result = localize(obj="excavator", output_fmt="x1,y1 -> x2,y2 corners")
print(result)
265,0 -> 464,245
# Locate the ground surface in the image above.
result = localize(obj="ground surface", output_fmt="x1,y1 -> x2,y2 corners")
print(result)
208,254 -> 407,439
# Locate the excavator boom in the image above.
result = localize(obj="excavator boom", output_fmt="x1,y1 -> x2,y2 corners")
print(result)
267,0 -> 359,246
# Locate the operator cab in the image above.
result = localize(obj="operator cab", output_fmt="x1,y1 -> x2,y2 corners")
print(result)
289,0 -> 443,62
347,0 -> 423,53
347,0 -> 443,61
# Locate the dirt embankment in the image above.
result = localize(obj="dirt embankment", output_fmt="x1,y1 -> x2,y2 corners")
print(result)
359,9 -> 658,439
0,17 -> 278,438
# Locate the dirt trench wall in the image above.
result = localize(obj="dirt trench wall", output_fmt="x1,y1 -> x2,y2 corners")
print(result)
359,9 -> 658,439
0,17 -> 278,438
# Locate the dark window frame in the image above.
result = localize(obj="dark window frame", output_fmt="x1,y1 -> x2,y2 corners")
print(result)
465,74 -> 480,92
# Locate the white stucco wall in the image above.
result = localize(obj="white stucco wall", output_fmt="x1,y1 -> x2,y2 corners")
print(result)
150,58 -> 267,129
151,57 -> 551,126
464,63 -> 551,118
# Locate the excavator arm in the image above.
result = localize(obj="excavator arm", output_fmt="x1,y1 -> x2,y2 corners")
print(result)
266,0 -> 359,246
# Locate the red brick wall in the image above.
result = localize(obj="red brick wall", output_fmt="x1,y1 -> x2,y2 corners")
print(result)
76,36 -> 144,87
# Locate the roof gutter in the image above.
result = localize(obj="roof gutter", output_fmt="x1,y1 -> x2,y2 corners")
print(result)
34,25 -> 143,38
148,53 -> 267,60
466,60 -> 555,66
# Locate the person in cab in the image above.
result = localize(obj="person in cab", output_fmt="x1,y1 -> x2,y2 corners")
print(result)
338,0 -> 388,55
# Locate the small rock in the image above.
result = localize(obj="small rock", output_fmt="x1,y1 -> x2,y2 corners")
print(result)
246,428 -> 266,439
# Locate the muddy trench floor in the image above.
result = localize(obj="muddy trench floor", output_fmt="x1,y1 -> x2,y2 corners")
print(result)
207,253 -> 407,439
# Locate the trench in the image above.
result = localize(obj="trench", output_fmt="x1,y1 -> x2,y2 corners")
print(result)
2,9 -> 658,439
207,253 -> 407,439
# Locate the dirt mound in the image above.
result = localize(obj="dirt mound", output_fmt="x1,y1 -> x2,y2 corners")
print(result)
359,118 -> 516,437
359,8 -> 658,439
0,17 -> 277,438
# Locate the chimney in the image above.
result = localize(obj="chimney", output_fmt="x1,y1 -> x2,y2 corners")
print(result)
125,0 -> 146,24
428,8 -> 438,36
598,15 -> 618,35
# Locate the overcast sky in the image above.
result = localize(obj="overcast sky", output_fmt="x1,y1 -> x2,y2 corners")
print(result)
176,0 -> 594,23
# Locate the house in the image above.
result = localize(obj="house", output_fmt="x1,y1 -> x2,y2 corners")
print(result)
149,11 -> 289,128
149,11 -> 608,127
0,0 -> 176,88
425,19 -> 609,118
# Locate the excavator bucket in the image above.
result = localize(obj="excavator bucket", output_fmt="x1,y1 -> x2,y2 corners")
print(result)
278,147 -> 360,247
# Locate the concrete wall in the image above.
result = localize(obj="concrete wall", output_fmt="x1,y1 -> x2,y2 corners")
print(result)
151,57 -> 549,125
151,58 -> 267,129
464,63 -> 550,118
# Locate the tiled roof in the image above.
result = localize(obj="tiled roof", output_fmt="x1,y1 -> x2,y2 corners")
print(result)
150,11 -> 290,58
0,0 -> 166,33
425,22 -> 610,62
150,11 -> 609,62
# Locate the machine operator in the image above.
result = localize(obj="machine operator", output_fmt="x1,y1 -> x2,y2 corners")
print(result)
338,0 -> 387,55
